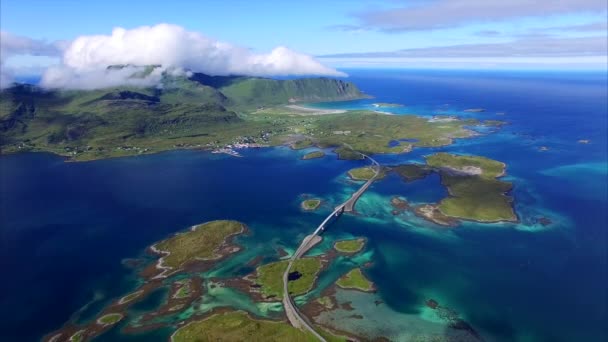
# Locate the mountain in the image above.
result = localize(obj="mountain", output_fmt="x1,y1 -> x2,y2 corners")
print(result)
0,72 -> 367,157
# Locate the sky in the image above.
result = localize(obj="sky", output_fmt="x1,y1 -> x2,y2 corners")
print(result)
1,0 -> 607,88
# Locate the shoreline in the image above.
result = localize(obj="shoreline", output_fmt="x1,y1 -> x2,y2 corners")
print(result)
285,105 -> 346,115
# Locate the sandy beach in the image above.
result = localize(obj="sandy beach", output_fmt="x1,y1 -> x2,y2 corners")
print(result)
285,105 -> 346,115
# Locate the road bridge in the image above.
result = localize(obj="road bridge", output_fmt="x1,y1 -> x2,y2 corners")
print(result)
281,150 -> 381,341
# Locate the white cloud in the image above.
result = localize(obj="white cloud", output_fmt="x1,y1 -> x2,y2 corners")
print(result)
352,0 -> 607,31
0,31 -> 63,88
39,23 -> 345,89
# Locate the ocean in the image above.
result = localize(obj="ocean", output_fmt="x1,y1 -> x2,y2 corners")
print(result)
1,69 -> 606,341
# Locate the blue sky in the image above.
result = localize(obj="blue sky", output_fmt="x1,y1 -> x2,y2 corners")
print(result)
1,0 -> 607,87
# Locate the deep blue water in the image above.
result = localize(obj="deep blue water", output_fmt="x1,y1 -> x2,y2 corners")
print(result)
1,70 -> 607,341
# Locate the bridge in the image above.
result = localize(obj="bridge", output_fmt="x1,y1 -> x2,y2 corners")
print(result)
282,151 -> 381,341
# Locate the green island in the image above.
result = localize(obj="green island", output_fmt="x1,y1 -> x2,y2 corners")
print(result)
347,166 -> 385,181
255,257 -> 322,299
301,150 -> 325,160
1,71 -> 486,162
301,198 -> 321,211
372,102 -> 403,108
97,313 -> 123,326
425,153 -> 517,222
69,330 -> 86,342
333,238 -> 366,253
171,311 -> 345,342
173,280 -> 192,299
335,268 -> 374,292
118,290 -> 143,305
153,220 -> 245,271
390,164 -> 432,182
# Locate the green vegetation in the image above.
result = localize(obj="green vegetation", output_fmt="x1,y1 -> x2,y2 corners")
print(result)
118,290 -> 143,304
154,220 -> 244,270
425,153 -> 517,222
347,166 -> 385,181
97,313 -> 123,326
302,150 -> 325,160
301,199 -> 321,211
218,77 -> 367,110
334,146 -> 364,160
1,73 -> 479,161
313,112 -> 476,153
391,164 -> 431,182
334,238 -> 365,253
70,330 -> 86,342
336,268 -> 374,292
438,175 -> 516,222
347,167 -> 376,180
292,139 -> 313,150
0,74 -> 365,160
173,280 -> 192,299
255,257 -> 322,299
171,311 -> 318,342
426,152 -> 505,178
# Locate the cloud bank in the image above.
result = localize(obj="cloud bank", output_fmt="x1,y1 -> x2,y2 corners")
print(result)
321,36 -> 608,58
320,36 -> 608,69
38,23 -> 344,89
352,0 -> 607,31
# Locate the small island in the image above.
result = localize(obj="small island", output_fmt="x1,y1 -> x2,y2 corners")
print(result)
151,220 -> 245,277
464,108 -> 486,113
254,257 -> 323,300
334,238 -> 366,254
118,290 -> 144,305
347,166 -> 385,181
96,313 -> 123,326
336,268 -> 375,292
69,330 -> 86,342
302,150 -> 325,160
425,153 -> 517,223
301,198 -> 321,211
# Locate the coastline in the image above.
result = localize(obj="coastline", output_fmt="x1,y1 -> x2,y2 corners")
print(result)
285,105 -> 346,115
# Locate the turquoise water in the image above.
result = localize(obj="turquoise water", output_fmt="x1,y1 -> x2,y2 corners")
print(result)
1,70 -> 606,341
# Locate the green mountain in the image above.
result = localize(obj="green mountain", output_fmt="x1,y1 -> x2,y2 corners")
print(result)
0,72 -> 367,158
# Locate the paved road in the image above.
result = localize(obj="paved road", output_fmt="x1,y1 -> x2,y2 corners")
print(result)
281,150 -> 381,341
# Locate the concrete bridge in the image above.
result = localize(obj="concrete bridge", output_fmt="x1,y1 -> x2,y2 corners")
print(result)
282,151 -> 381,341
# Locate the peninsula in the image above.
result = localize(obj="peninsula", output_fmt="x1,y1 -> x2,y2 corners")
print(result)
1,70 -> 493,162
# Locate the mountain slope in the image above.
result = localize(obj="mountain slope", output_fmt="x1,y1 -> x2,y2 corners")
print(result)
0,72 -> 367,157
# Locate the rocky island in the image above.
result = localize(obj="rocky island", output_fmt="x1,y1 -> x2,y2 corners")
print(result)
301,198 -> 322,211
43,220 -> 248,342
336,268 -> 375,292
333,238 -> 366,254
302,150 -> 325,160
424,153 -> 517,223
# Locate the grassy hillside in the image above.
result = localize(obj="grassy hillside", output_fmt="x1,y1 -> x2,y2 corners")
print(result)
0,73 -> 488,161
219,77 -> 367,109
0,73 -> 367,158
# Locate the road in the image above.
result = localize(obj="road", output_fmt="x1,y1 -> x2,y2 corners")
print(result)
282,150 -> 381,341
